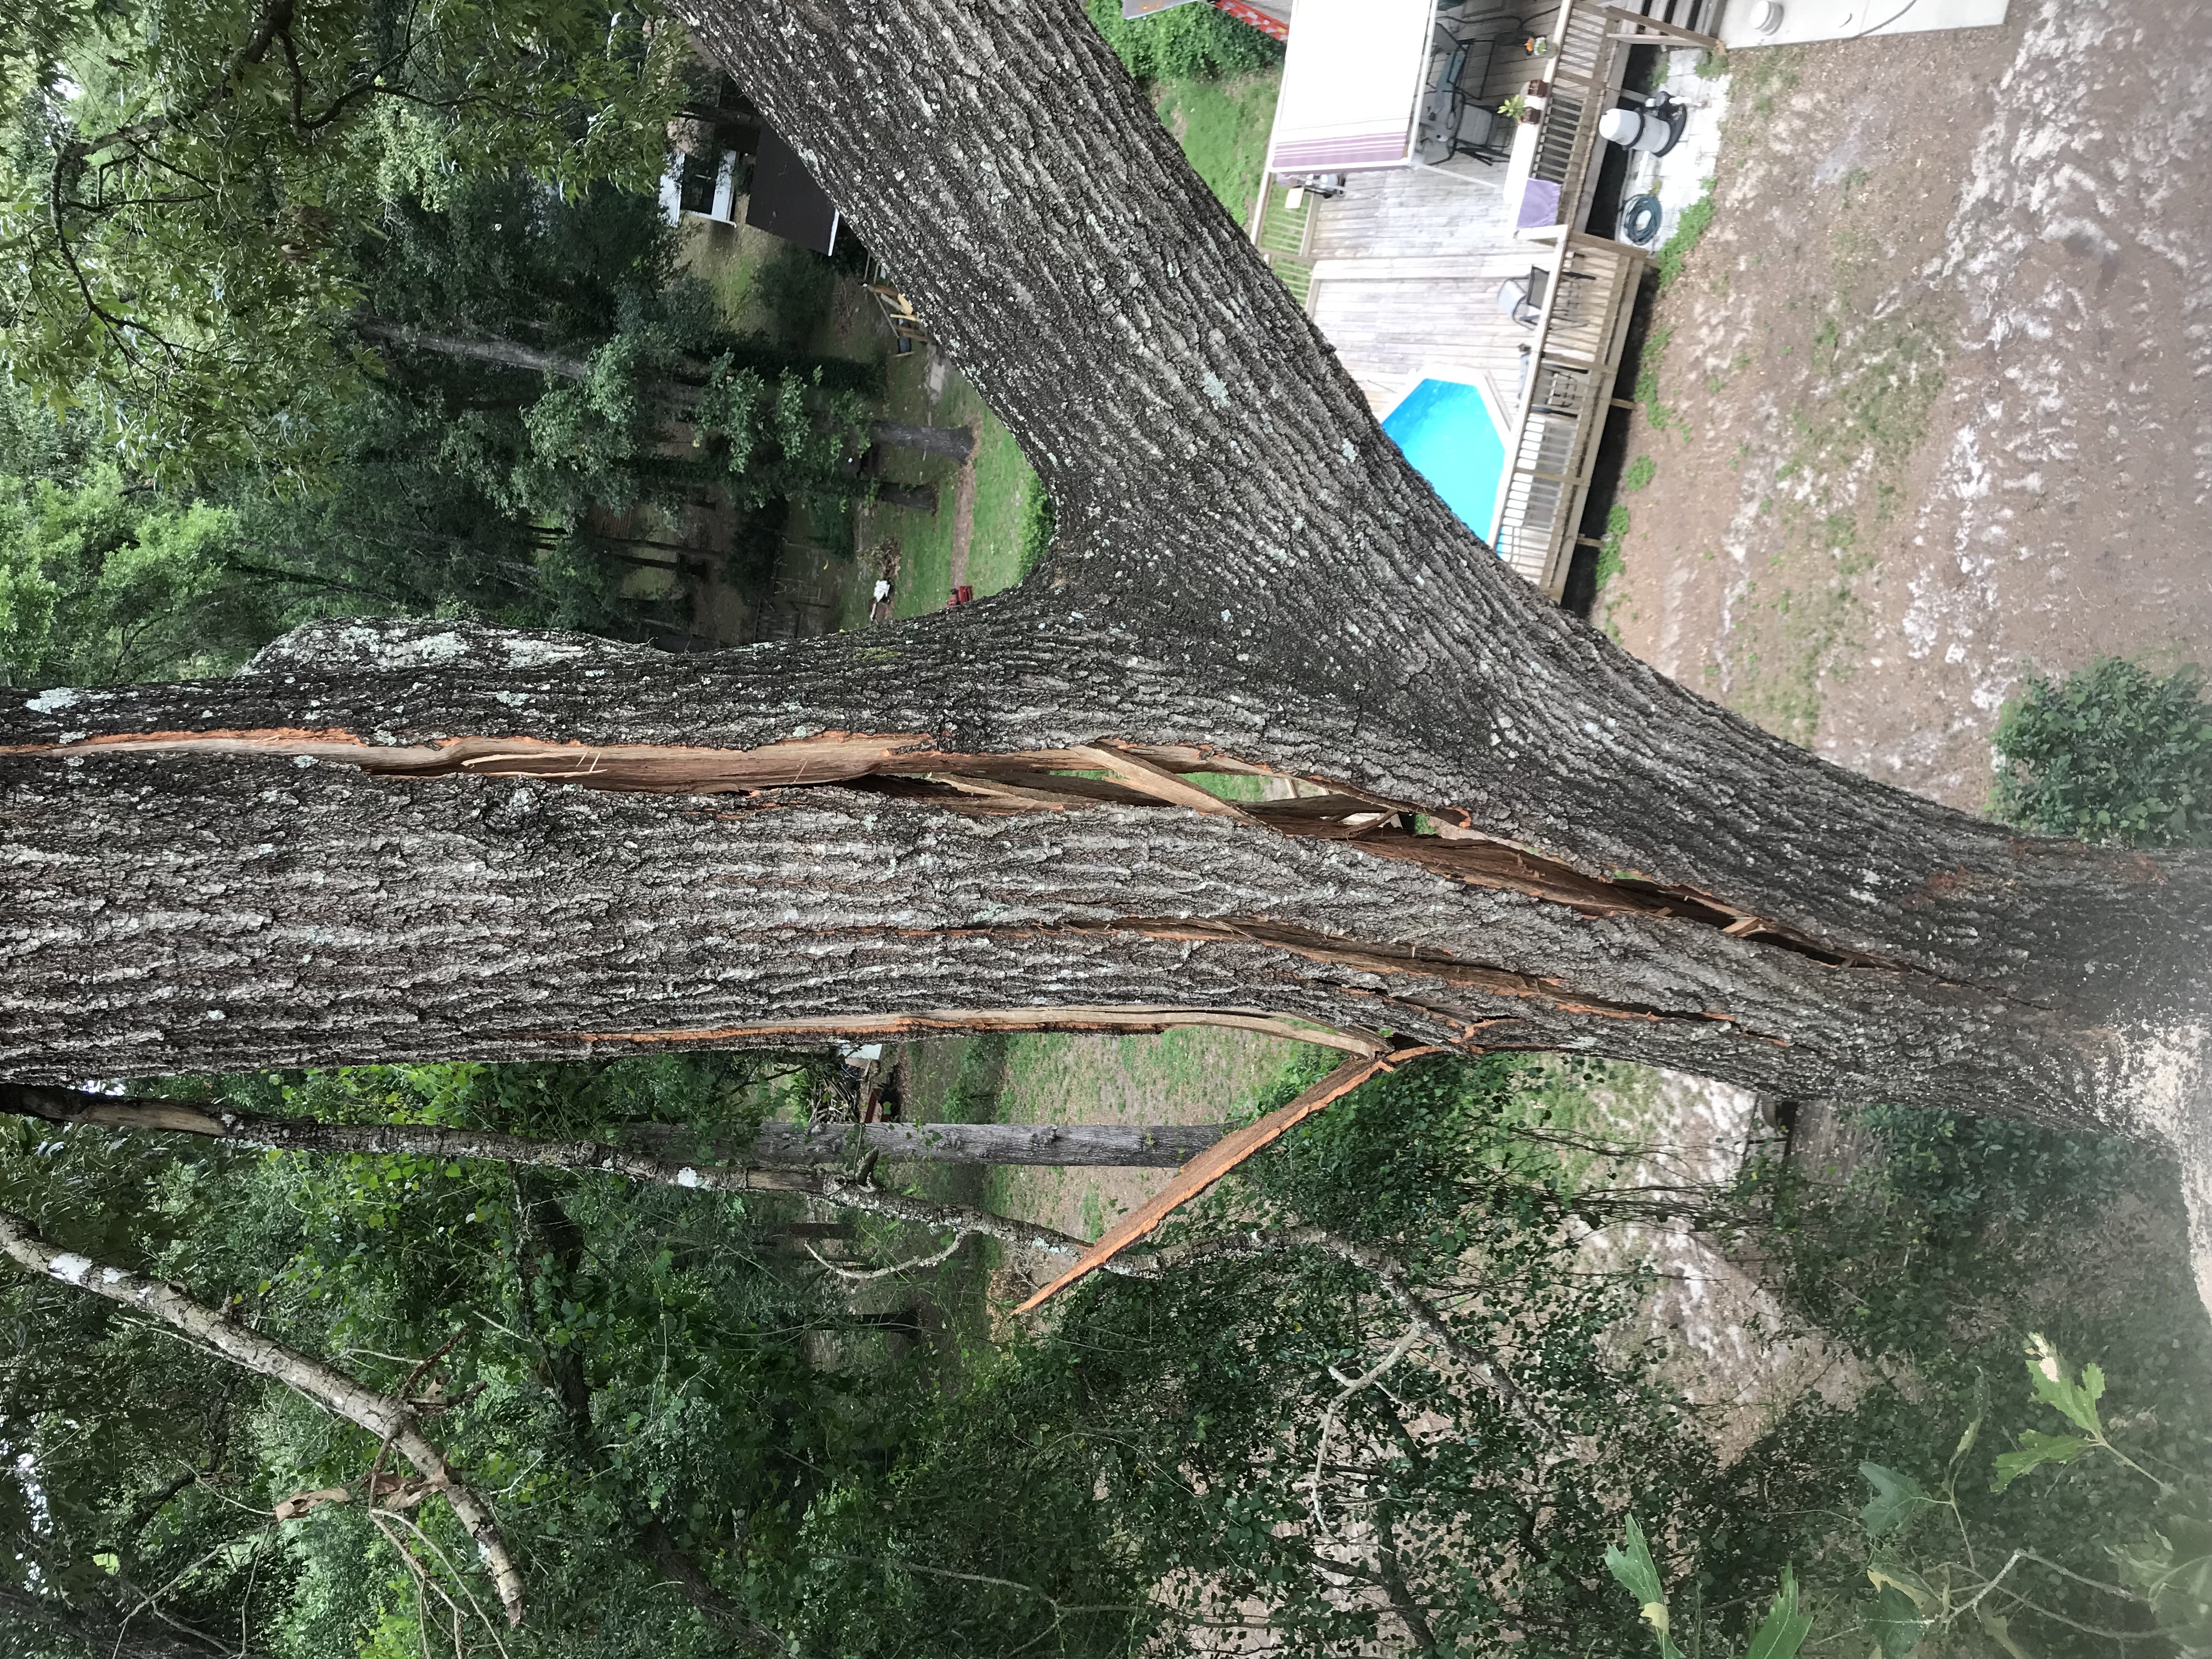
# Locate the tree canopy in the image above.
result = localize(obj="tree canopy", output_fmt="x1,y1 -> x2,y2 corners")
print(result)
2,0 -> 685,482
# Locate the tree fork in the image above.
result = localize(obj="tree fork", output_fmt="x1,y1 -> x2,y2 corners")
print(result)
7,0 -> 2212,1295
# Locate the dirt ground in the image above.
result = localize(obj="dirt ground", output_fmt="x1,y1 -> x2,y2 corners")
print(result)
1603,0 -> 2212,808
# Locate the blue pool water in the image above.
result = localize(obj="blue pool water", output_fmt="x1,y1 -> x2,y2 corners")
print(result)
1381,378 -> 1506,543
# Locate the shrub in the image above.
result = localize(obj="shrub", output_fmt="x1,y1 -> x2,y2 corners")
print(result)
1084,0 -> 1283,83
751,243 -> 837,349
1991,657 -> 2212,847
1651,188 -> 1714,292
1015,480 -> 1056,574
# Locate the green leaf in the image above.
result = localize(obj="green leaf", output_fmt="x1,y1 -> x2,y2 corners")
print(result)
1604,1516 -> 1684,1658
1859,1463 -> 1931,1537
1745,1566 -> 1814,1659
1868,1582 -> 1926,1658
1974,1604 -> 2033,1659
2113,1503 -> 2212,1651
2024,1335 -> 2105,1436
1866,1554 -> 1935,1612
1991,1429 -> 2089,1494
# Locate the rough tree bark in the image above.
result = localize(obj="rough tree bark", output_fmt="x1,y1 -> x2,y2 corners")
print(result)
3,1 -> 2208,1290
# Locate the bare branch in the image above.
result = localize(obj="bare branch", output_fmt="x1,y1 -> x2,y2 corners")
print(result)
0,1211 -> 524,1626
1305,1329 -> 1420,1536
0,1084 -> 1135,1269
804,1234 -> 967,1281
1148,1226 -> 1558,1442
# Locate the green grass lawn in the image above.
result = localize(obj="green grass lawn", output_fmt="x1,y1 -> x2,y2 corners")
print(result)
685,68 -> 1301,1248
896,1028 -> 1321,1246
1153,70 -> 1282,221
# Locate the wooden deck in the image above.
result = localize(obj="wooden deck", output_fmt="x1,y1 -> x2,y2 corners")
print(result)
1249,0 -> 1720,600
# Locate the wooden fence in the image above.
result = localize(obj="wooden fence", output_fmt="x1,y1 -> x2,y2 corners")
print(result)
1491,232 -> 1645,597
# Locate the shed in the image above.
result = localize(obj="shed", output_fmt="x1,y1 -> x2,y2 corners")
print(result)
746,128 -> 842,256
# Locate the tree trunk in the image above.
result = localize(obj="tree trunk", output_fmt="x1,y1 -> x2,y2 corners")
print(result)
866,476 -> 938,512
7,0 -> 2210,1297
674,1120 -> 1221,1167
0,1081 -> 1107,1263
358,319 -> 599,384
866,421 -> 975,461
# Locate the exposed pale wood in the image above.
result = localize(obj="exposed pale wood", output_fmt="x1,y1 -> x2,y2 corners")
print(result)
1074,743 -> 1262,823
1015,1046 -> 1442,1313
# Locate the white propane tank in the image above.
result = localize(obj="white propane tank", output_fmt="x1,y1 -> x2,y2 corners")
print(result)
1598,107 -> 1671,154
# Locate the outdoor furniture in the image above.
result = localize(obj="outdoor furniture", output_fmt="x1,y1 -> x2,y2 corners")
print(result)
1414,25 -> 1513,165
1496,264 -> 1597,329
1498,270 -> 1544,328
867,275 -> 929,356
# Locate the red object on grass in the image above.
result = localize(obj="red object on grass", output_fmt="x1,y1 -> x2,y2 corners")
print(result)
949,584 -> 974,606
1212,0 -> 1288,41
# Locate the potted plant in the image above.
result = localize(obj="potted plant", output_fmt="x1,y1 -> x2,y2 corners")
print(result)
1499,93 -> 1530,123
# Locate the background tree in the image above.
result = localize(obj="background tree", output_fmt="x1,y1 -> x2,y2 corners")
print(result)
0,0 -> 685,483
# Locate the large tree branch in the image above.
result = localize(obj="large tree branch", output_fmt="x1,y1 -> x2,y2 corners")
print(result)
0,1083 -> 1221,1172
0,1211 -> 526,1626
642,2 -> 2212,1013
0,1084 -> 1110,1266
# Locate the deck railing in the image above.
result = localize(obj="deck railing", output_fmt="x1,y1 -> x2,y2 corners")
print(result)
1525,0 -> 1724,239
1491,232 -> 1645,597
1248,179 -> 1317,306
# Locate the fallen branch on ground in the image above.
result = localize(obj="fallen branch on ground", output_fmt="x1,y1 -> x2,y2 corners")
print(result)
1144,1226 -> 1556,1441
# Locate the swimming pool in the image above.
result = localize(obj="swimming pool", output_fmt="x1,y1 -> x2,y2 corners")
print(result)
1380,377 -> 1508,544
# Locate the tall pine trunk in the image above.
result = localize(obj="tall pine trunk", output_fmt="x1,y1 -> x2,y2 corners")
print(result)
5,0 -> 2208,1290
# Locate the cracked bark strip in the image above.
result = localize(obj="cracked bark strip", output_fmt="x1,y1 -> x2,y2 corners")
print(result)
1017,1047 -> 1440,1313
0,722 -> 1844,958
0,1211 -> 526,1626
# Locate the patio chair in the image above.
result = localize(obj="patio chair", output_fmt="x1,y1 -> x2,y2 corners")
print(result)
1415,22 -> 1513,166
1496,264 -> 1596,329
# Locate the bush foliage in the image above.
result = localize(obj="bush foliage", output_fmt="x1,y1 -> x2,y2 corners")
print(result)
1991,657 -> 2212,848
1085,0 -> 1283,83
